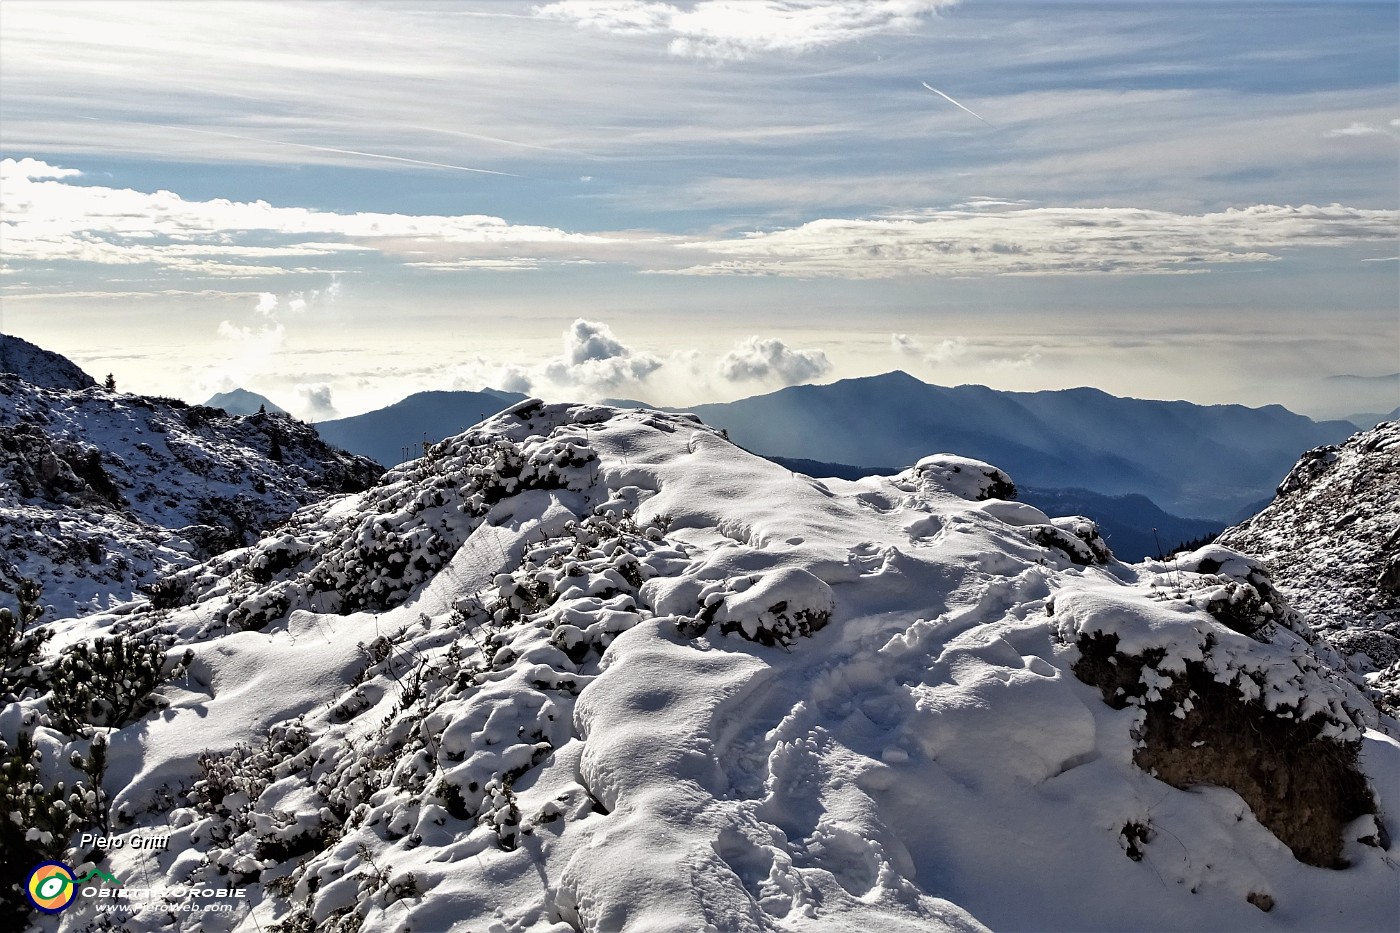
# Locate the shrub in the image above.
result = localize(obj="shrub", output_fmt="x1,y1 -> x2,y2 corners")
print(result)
0,578 -> 50,702
48,634 -> 193,735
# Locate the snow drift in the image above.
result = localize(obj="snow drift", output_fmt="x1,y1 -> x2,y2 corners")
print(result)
6,401 -> 1397,932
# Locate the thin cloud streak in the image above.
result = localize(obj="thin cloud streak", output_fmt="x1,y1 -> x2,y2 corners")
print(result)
78,116 -> 520,177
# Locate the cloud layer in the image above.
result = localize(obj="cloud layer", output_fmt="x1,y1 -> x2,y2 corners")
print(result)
535,0 -> 956,59
668,205 -> 1400,278
5,160 -> 1395,283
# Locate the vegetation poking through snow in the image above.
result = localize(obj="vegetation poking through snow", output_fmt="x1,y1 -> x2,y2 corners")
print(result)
47,634 -> 193,735
6,401 -> 1396,933
0,578 -> 50,702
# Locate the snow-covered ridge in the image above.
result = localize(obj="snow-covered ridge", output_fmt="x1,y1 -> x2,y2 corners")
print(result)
1219,420 -> 1400,711
0,375 -> 381,618
0,334 -> 96,392
9,402 -> 1398,932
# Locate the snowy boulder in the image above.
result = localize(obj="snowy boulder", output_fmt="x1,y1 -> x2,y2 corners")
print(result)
1025,516 -> 1113,566
909,454 -> 1017,502
1056,585 -> 1379,869
685,566 -> 835,648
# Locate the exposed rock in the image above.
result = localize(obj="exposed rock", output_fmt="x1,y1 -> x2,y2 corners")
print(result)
0,373 -> 381,617
1217,422 -> 1400,709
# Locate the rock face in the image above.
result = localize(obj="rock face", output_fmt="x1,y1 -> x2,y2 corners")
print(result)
1218,422 -> 1400,693
5,401 -> 1394,933
0,373 -> 382,617
0,334 -> 96,391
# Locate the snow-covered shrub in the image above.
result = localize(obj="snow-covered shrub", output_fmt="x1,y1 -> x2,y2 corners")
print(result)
47,634 -> 194,734
480,776 -> 522,850
0,578 -> 50,701
0,730 -> 99,926
1174,545 -> 1309,642
1026,516 -> 1113,565
683,566 -> 834,647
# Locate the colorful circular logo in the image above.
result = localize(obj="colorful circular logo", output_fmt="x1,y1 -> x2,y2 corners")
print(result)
26,861 -> 77,914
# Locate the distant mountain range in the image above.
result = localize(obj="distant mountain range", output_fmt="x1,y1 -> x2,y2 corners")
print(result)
313,388 -> 528,467
203,388 -> 287,416
680,371 -> 1356,522
298,371 -> 1352,559
1345,407 -> 1400,430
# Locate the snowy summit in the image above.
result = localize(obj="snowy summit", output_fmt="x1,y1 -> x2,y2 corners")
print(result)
6,401 -> 1398,932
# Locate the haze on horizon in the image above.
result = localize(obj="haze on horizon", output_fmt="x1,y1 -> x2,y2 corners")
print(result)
1,0 -> 1396,422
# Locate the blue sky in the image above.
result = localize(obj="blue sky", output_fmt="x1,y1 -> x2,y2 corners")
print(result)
1,0 -> 1396,420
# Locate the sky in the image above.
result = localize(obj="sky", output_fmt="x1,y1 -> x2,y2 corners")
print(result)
1,0 -> 1397,421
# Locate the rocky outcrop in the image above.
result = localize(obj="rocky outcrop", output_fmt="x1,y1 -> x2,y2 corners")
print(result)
0,373 -> 381,617
1218,422 -> 1400,711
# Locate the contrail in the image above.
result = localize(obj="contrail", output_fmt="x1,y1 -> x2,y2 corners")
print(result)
921,82 -> 992,127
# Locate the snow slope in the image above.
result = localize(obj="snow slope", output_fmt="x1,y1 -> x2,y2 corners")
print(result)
10,402 -> 1398,932
0,335 -> 96,391
0,376 -> 381,617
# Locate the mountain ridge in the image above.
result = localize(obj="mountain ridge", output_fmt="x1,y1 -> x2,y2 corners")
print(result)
0,375 -> 381,617
9,399 -> 1393,932
314,388 -> 528,468
680,371 -> 1355,521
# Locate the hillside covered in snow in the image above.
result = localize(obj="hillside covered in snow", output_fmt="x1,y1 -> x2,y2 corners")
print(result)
1219,421 -> 1400,711
0,335 -> 96,392
0,372 -> 382,617
7,400 -> 1395,932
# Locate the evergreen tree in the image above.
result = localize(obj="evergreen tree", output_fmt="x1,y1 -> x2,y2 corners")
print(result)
103,373 -> 116,391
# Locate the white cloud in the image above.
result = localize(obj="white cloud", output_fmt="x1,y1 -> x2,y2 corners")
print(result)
667,204 -> 1400,278
535,0 -> 957,60
254,292 -> 278,315
543,318 -> 664,391
927,337 -> 969,364
892,332 -> 974,368
295,383 -> 338,420
0,158 -> 625,278
990,346 -> 1043,370
0,157 -> 81,181
891,332 -> 922,355
4,158 -> 1396,286
497,367 -> 536,394
1325,121 -> 1399,139
716,336 -> 830,384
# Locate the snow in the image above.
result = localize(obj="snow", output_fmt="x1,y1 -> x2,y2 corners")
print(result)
1219,422 -> 1400,685
0,376 -> 379,618
8,402 -> 1398,932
